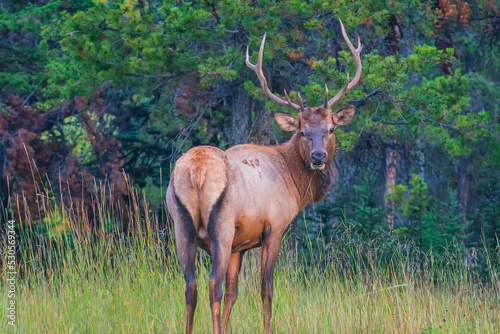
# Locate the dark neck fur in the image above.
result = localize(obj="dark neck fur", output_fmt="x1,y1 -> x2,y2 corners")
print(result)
277,133 -> 335,209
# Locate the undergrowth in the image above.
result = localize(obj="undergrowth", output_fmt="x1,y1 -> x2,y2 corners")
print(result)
1,176 -> 499,333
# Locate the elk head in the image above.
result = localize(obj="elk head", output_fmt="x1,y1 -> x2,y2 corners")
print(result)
246,19 -> 362,170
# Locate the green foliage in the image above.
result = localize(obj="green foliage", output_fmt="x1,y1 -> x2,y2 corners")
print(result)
351,169 -> 386,240
0,2 -> 56,95
139,177 -> 163,210
302,166 -> 386,253
389,175 -> 471,252
436,191 -> 473,247
29,0 -> 496,183
0,1 -> 95,96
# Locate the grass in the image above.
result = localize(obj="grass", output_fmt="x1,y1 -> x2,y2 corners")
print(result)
1,178 -> 499,333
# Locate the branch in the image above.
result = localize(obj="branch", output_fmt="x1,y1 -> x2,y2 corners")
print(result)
33,99 -> 79,134
21,91 -> 34,107
359,97 -> 381,137
353,87 -> 382,107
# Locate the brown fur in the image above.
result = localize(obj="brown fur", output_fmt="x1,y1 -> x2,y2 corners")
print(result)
166,105 -> 355,334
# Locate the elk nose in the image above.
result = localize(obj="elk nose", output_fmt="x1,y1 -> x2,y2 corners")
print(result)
311,151 -> 326,164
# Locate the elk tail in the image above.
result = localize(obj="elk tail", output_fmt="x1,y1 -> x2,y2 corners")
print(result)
190,166 -> 206,199
172,146 -> 228,231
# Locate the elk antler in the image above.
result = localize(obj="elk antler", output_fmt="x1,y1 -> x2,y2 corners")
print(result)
326,19 -> 363,109
246,33 -> 304,113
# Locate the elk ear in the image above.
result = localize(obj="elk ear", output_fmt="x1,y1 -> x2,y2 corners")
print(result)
332,105 -> 356,126
275,113 -> 299,131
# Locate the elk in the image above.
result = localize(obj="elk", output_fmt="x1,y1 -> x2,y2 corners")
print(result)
166,19 -> 362,334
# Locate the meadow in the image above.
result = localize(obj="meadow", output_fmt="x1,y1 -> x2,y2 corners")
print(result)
1,182 -> 499,333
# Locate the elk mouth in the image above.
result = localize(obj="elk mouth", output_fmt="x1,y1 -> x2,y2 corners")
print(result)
310,162 -> 325,170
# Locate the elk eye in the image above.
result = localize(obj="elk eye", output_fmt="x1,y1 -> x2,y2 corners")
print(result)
329,127 -> 335,134
300,131 -> 305,137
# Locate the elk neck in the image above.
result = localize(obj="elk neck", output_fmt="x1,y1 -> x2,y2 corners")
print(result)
276,133 -> 336,209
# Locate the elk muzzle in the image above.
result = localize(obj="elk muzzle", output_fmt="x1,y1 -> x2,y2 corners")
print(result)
311,151 -> 327,170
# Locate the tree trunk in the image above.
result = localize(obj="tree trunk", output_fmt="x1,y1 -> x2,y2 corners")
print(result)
385,141 -> 397,230
231,86 -> 251,145
329,157 -> 340,203
458,157 -> 472,230
417,139 -> 425,179
254,99 -> 271,145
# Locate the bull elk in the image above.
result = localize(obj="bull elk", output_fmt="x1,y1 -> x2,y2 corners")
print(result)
166,19 -> 362,334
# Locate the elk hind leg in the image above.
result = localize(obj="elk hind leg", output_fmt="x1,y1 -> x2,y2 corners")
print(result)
208,239 -> 232,334
179,240 -> 197,334
172,196 -> 199,334
207,201 -> 234,334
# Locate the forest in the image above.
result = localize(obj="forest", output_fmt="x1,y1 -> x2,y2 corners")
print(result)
1,0 -> 500,332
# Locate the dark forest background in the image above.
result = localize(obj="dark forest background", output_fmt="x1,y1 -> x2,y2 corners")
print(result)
1,0 -> 500,258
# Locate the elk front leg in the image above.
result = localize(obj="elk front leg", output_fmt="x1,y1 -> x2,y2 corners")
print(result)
260,227 -> 282,334
222,251 -> 245,332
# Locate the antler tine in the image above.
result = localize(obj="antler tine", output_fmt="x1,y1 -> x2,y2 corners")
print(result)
356,35 -> 362,53
326,19 -> 363,109
297,92 -> 305,113
283,90 -> 292,107
246,33 -> 302,112
285,89 -> 304,113
324,84 -> 329,108
340,73 -> 350,98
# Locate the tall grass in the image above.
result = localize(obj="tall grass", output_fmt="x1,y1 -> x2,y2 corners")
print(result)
1,174 -> 499,333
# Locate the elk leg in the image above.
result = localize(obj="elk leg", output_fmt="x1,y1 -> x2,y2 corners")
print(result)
209,240 -> 232,334
176,230 -> 198,334
261,227 -> 282,334
222,251 -> 245,332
